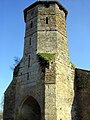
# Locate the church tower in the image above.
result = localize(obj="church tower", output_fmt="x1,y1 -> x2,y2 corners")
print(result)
3,1 -> 75,120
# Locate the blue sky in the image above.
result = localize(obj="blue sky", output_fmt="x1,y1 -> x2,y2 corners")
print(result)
0,0 -> 90,111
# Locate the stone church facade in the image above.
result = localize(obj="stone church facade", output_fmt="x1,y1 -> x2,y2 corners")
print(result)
3,1 -> 90,120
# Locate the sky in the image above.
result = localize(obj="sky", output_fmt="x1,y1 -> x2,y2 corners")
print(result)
0,0 -> 90,111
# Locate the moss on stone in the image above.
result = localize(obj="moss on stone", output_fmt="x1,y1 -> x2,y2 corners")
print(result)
70,61 -> 75,69
48,74 -> 55,82
38,53 -> 55,61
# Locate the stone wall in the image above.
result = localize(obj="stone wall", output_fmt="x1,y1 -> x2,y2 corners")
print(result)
37,3 -> 57,54
0,112 -> 3,120
3,78 -> 17,120
75,68 -> 90,120
56,60 -> 75,120
55,3 -> 75,120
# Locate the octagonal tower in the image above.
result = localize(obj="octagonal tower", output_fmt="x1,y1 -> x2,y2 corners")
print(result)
3,1 -> 75,120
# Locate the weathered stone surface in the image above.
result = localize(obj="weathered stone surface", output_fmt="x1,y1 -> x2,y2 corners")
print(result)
3,1 -> 90,120
3,79 -> 17,120
0,112 -> 3,120
74,69 -> 90,120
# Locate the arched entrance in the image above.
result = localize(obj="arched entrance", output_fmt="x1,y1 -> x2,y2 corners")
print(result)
19,96 -> 41,120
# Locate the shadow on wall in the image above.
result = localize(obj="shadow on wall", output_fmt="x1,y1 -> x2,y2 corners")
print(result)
16,56 -> 49,120
17,96 -> 41,120
71,68 -> 90,120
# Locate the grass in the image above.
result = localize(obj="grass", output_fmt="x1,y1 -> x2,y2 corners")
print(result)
38,53 -> 55,61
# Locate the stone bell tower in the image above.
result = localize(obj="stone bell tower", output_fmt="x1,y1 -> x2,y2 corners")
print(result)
3,1 -> 75,120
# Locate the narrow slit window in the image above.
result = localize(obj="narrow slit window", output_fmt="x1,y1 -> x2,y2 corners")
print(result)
46,17 -> 48,24
28,55 -> 30,67
29,38 -> 31,45
27,73 -> 29,80
45,3 -> 50,8
30,21 -> 33,28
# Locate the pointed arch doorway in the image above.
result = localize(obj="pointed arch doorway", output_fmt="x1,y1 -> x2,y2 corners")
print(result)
19,96 -> 41,120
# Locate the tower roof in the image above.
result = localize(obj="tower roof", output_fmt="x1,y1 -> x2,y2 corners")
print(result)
24,0 -> 68,22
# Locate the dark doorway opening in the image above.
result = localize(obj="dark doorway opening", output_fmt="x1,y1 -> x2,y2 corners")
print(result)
20,96 -> 41,120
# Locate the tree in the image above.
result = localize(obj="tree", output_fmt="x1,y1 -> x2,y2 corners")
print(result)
0,96 -> 4,112
10,56 -> 20,70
